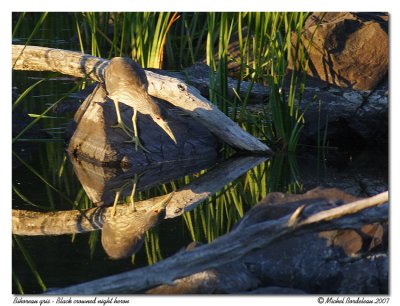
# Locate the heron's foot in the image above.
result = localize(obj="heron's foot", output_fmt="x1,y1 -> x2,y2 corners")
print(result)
112,121 -> 134,138
125,136 -> 151,153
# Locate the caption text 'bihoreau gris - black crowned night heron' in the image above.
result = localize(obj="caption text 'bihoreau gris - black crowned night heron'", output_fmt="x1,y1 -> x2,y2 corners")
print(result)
104,57 -> 177,152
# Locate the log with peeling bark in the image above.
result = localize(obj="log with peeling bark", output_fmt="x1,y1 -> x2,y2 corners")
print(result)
12,44 -> 272,154
46,189 -> 388,294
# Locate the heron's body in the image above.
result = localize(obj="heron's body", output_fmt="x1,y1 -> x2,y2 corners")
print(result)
104,57 -> 176,214
104,57 -> 176,149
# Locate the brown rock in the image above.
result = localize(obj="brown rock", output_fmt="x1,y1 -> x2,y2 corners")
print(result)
291,12 -> 388,90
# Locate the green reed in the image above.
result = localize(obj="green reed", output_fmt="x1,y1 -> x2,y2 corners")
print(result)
180,161 -> 267,244
200,12 -> 313,151
145,230 -> 163,265
13,236 -> 47,292
166,12 -> 207,69
12,270 -> 24,294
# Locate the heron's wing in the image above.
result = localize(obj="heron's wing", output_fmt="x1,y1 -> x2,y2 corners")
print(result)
105,59 -> 148,94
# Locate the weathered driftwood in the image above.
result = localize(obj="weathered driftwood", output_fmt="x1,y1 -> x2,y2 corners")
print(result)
12,44 -> 272,154
47,189 -> 388,294
158,63 -> 270,104
12,155 -> 267,236
146,261 -> 260,294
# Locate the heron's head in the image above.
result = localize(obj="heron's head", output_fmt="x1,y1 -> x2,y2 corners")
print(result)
151,112 -> 177,144
144,96 -> 176,144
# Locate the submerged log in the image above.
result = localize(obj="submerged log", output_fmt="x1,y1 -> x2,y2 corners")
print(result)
12,44 -> 272,154
47,188 -> 388,294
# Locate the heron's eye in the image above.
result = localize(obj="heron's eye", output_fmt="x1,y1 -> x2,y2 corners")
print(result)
156,116 -> 161,120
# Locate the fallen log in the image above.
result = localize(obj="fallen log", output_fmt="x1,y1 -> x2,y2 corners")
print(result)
12,44 -> 272,154
47,188 -> 388,294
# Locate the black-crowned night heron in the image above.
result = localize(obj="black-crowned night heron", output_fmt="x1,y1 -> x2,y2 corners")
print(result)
102,192 -> 174,259
104,57 -> 177,151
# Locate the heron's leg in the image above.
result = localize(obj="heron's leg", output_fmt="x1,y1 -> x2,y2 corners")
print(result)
111,100 -> 134,137
129,173 -> 139,212
127,109 -> 150,153
112,189 -> 122,216
111,180 -> 132,216
132,108 -> 139,151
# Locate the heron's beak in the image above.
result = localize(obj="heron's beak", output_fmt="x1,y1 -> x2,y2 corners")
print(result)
155,119 -> 177,144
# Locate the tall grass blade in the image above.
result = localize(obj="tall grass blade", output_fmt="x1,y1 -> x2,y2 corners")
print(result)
13,236 -> 47,292
12,270 -> 24,294
12,151 -> 73,206
12,12 -> 48,68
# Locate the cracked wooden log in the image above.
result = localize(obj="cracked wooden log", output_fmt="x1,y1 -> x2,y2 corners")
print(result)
12,44 -> 272,154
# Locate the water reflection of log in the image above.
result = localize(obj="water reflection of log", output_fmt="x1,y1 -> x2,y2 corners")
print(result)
69,148 -> 218,205
12,155 -> 266,236
48,189 -> 388,294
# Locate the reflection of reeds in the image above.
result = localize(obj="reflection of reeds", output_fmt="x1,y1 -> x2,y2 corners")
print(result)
145,230 -> 162,265
12,270 -> 24,294
180,154 -> 301,244
267,153 -> 303,194
13,236 -> 47,293
182,163 -> 261,244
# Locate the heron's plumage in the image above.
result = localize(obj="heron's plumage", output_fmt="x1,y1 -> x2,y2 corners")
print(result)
104,57 -> 176,144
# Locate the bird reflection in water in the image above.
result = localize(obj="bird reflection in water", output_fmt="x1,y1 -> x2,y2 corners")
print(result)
102,192 -> 174,259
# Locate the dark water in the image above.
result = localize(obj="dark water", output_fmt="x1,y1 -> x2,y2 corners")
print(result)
12,13 -> 388,294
